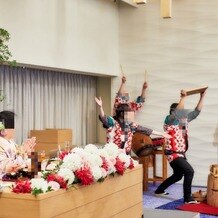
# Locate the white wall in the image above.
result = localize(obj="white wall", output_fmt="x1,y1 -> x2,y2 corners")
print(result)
0,0 -> 119,76
118,0 -> 218,186
1,0 -> 217,186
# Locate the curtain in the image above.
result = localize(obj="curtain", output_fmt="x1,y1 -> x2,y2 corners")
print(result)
0,65 -> 97,145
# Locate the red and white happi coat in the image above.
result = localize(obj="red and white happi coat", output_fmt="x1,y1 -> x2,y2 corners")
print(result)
164,124 -> 188,163
113,95 -> 144,116
106,121 -> 138,154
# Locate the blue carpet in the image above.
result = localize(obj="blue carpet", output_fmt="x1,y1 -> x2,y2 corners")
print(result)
156,198 -> 184,210
156,199 -> 218,218
143,183 -> 216,218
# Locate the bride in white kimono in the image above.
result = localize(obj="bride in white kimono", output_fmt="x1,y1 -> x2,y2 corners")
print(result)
0,122 -> 35,178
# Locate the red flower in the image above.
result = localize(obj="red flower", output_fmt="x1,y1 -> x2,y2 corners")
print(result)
47,174 -> 67,189
75,166 -> 94,185
128,158 -> 135,169
115,157 -> 125,175
12,179 -> 32,194
59,151 -> 69,160
101,156 -> 109,172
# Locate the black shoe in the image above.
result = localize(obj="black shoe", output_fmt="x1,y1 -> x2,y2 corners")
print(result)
154,191 -> 169,196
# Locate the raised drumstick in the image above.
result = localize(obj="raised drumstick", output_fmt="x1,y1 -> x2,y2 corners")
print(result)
144,69 -> 147,81
120,64 -> 124,77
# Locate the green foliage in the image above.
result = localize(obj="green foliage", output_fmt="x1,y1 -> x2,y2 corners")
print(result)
31,187 -> 53,196
0,28 -> 16,65
97,177 -> 105,183
31,188 -> 44,196
0,90 -> 5,102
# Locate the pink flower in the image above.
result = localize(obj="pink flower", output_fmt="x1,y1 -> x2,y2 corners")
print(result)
101,156 -> 109,172
128,158 -> 135,169
75,166 -> 94,185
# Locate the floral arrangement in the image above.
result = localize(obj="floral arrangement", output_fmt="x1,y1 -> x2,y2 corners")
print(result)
11,143 -> 138,196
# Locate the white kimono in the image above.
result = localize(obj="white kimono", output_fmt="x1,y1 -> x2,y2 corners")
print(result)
0,137 -> 18,178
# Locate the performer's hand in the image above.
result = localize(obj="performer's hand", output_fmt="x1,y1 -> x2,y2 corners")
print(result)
200,90 -> 206,98
95,96 -> 103,107
162,133 -> 172,139
180,90 -> 187,97
121,76 -> 126,84
142,82 -> 148,90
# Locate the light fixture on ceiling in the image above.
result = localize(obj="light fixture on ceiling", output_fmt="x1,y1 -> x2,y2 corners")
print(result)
161,0 -> 172,18
134,0 -> 147,4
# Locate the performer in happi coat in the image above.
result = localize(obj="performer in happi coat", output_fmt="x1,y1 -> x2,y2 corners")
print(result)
113,76 -> 148,116
155,89 -> 206,204
95,97 -> 171,154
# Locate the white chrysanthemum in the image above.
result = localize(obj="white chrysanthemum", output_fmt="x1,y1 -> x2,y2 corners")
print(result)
98,148 -> 109,158
58,168 -> 75,185
85,153 -> 103,167
84,144 -> 100,154
71,147 -> 87,157
118,148 -> 126,155
31,178 -> 49,193
48,181 -> 60,191
91,166 -> 103,181
118,153 -> 131,168
61,153 -> 83,171
46,162 -> 58,171
107,161 -> 116,174
103,143 -> 119,159
101,168 -> 107,178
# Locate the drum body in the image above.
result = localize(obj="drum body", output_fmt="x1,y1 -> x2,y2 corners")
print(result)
207,164 -> 218,207
131,132 -> 154,157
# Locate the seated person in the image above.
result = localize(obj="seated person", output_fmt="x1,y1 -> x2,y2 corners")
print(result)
0,121 -> 35,178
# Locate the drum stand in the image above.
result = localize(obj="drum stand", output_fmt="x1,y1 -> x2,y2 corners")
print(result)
135,143 -> 168,191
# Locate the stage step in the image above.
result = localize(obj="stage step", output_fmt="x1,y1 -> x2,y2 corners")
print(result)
143,208 -> 199,218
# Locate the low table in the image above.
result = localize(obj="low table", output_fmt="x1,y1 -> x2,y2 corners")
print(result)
0,165 -> 143,218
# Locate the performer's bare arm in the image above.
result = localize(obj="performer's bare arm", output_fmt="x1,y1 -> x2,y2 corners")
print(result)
117,76 -> 127,95
95,97 -> 105,118
140,82 -> 148,100
196,91 -> 206,111
176,90 -> 187,110
151,130 -> 172,139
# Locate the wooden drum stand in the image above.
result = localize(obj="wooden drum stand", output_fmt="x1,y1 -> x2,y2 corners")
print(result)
131,132 -> 168,191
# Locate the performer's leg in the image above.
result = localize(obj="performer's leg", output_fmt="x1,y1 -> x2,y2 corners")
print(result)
155,157 -> 184,194
180,159 -> 194,202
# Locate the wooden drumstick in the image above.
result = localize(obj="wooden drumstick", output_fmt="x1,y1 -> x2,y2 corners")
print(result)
144,69 -> 147,82
120,64 -> 124,77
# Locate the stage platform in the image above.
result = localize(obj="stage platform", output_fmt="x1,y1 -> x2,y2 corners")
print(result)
144,208 -> 199,218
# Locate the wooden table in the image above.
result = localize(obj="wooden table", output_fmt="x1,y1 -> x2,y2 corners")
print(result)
0,165 -> 143,218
